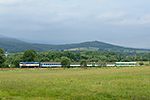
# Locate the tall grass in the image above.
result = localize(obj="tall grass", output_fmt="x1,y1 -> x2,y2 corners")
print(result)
0,67 -> 150,100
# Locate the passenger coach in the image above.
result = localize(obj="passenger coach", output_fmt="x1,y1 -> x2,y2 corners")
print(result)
40,62 -> 61,68
115,62 -> 136,66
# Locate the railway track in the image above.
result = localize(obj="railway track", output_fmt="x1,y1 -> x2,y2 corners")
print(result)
0,68 -> 50,71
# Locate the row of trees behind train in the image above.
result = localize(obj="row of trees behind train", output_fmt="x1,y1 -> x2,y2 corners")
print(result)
0,48 -> 150,68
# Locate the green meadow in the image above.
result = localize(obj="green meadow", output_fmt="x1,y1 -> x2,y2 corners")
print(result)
0,67 -> 150,100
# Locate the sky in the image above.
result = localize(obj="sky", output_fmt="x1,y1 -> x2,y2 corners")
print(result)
0,0 -> 150,48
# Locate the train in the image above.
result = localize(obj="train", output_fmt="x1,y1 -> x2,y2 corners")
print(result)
19,62 -> 61,68
19,62 -> 137,68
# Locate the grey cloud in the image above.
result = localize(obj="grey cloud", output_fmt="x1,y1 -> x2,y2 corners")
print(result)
0,0 -> 150,47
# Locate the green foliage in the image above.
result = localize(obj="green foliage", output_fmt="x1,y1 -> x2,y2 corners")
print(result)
4,49 -> 150,67
116,53 -> 126,61
0,48 -> 6,68
139,62 -> 144,66
12,59 -> 21,68
105,58 -> 118,62
0,63 -> 9,68
9,64 -> 16,68
22,49 -> 36,62
5,53 -> 23,67
105,59 -> 110,62
89,58 -> 99,62
54,58 -> 60,62
98,61 -> 106,67
80,59 -> 87,67
109,59 -> 118,62
40,57 -> 50,62
61,57 -> 71,68
121,59 -> 131,62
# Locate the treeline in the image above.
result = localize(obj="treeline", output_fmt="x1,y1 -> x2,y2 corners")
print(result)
0,48 -> 150,68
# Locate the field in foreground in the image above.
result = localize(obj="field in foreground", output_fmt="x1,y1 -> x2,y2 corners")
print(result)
0,67 -> 150,100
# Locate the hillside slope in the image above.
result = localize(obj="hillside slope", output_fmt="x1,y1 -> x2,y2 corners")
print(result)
0,38 -> 150,55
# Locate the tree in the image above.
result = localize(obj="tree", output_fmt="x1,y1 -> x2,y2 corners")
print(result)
40,57 -> 49,62
109,59 -> 118,62
116,53 -> 126,61
139,62 -> 144,66
80,59 -> 87,67
22,49 -> 36,62
54,58 -> 60,62
134,54 -> 137,60
11,59 -> 21,68
121,59 -> 131,62
61,57 -> 71,68
105,53 -> 111,59
105,59 -> 110,62
89,58 -> 99,62
75,52 -> 81,61
98,61 -> 106,67
0,48 -> 6,68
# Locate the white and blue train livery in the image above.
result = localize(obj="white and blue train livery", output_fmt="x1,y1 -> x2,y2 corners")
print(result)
19,62 -> 40,68
40,62 -> 61,68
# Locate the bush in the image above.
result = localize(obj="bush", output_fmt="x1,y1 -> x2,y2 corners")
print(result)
1,63 -> 9,68
139,62 -> 144,66
61,57 -> 71,68
9,64 -> 16,68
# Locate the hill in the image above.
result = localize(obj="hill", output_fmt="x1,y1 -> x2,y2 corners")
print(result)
0,37 -> 150,55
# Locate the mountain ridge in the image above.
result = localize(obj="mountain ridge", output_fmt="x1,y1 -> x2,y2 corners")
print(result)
0,36 -> 150,55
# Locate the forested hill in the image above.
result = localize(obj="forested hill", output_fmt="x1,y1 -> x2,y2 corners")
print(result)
0,37 -> 150,55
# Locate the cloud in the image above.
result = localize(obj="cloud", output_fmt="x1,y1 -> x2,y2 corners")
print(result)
0,0 -> 32,5
0,0 -> 150,47
107,15 -> 150,25
96,12 -> 126,20
0,0 -> 22,5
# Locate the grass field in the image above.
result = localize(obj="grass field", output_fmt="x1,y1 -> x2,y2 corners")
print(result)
0,67 -> 150,100
65,47 -> 99,51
